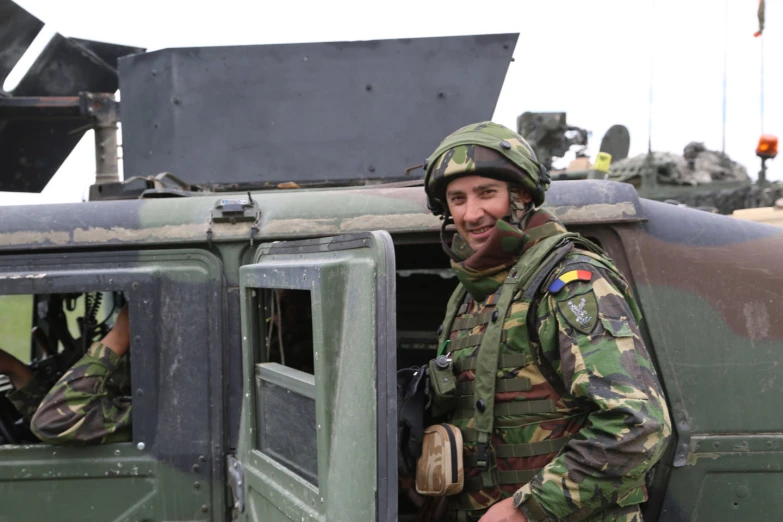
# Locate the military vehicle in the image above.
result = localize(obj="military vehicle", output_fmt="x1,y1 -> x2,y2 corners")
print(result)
2,2 -> 783,521
519,112 -> 780,215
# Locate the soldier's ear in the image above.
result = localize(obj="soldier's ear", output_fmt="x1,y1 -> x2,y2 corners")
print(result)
519,189 -> 533,204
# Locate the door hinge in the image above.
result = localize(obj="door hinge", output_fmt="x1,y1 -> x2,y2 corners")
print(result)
227,455 -> 245,515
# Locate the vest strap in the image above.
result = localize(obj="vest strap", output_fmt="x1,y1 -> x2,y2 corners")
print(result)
453,399 -> 557,419
457,377 -> 531,395
461,438 -> 571,467
453,310 -> 494,331
438,286 -> 468,349
453,353 -> 526,373
458,286 -> 503,315
461,429 -> 572,447
448,333 -> 484,353
449,329 -> 510,356
470,234 -> 574,469
494,437 -> 570,458
462,468 -> 543,492
526,221 -> 562,242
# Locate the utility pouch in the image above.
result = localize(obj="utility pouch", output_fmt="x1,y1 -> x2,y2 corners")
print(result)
397,365 -> 430,477
415,423 -> 464,496
428,356 -> 457,414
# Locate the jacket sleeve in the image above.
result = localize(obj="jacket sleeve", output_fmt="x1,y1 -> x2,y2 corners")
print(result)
30,342 -> 132,445
513,262 -> 672,521
6,373 -> 51,424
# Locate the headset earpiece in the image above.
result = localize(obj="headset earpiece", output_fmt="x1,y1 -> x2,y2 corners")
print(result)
538,163 -> 551,184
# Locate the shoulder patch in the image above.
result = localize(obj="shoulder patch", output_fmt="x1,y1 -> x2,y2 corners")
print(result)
548,269 -> 592,294
556,290 -> 598,334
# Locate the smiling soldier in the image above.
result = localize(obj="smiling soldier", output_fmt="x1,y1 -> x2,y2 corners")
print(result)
422,122 -> 671,522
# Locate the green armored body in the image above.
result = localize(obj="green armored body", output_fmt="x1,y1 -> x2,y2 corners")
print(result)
424,123 -> 671,521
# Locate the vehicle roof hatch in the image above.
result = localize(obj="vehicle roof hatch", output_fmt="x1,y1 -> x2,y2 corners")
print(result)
119,33 -> 518,189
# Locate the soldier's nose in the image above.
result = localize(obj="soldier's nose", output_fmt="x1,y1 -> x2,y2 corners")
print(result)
463,202 -> 484,224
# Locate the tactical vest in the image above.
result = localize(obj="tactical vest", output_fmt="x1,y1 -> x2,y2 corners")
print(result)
435,231 -> 615,513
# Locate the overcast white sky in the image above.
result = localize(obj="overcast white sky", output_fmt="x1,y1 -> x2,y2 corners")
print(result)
2,0 -> 780,205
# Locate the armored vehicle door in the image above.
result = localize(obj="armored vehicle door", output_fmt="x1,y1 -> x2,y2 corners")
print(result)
0,249 -> 226,521
235,232 -> 397,521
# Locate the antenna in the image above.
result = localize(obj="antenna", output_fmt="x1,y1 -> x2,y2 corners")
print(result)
721,0 -> 729,154
760,35 -> 765,135
754,0 -> 766,134
647,0 -> 657,154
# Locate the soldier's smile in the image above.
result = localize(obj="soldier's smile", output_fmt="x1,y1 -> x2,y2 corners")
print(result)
466,224 -> 495,244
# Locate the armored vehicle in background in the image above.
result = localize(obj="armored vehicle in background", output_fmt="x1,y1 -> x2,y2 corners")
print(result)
519,112 -> 779,214
2,2 -> 783,521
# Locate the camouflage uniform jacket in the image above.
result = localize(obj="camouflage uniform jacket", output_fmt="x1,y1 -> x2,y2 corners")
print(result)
6,373 -> 54,424
443,241 -> 671,521
30,342 -> 132,444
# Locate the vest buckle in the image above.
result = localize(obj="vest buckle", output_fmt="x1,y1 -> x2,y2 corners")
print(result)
475,442 -> 490,470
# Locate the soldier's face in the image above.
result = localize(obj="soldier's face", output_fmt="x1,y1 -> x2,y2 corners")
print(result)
446,176 -> 516,251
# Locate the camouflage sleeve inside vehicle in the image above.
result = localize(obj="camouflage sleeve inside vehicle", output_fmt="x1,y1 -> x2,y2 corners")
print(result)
30,342 -> 132,445
6,374 -> 52,424
514,254 -> 672,520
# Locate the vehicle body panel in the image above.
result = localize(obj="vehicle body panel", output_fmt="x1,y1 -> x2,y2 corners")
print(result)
0,176 -> 781,520
0,180 -> 641,252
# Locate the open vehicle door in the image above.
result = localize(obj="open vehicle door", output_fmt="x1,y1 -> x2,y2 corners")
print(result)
235,232 -> 397,521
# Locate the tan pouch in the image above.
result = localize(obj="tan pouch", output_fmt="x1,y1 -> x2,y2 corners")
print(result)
415,423 -> 464,496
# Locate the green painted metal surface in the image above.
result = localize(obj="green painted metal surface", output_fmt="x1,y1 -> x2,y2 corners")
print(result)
0,181 -> 642,252
0,180 -> 782,520
0,444 -> 213,522
0,249 -> 225,521
237,232 -> 396,521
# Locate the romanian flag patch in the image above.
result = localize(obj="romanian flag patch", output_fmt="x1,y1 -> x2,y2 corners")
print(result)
548,270 -> 592,293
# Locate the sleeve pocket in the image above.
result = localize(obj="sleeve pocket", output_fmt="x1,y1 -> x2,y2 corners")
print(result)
599,314 -> 634,338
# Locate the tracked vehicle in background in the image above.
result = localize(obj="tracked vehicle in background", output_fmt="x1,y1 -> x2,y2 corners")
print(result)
520,112 -> 779,215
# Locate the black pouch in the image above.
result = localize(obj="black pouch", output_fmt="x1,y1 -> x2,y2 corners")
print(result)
397,365 -> 429,477
428,355 -> 457,415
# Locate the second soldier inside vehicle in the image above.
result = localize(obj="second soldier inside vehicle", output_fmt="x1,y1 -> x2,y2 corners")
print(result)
4,303 -> 132,445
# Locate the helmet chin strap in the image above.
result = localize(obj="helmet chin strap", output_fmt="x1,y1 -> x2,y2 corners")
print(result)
439,211 -> 468,263
510,202 -> 535,228
507,182 -> 535,228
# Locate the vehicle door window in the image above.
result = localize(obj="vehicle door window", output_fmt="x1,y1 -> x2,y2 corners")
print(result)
0,291 -> 129,446
254,288 -> 318,485
0,294 -> 33,364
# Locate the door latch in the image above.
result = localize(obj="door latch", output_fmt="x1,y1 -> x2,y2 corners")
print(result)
206,192 -> 261,248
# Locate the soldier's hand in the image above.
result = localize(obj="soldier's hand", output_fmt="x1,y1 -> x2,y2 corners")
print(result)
0,348 -> 17,372
0,349 -> 33,389
478,497 -> 528,522
101,304 -> 130,357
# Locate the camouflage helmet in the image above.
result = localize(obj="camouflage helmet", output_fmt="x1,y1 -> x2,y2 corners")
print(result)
424,121 -> 550,215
